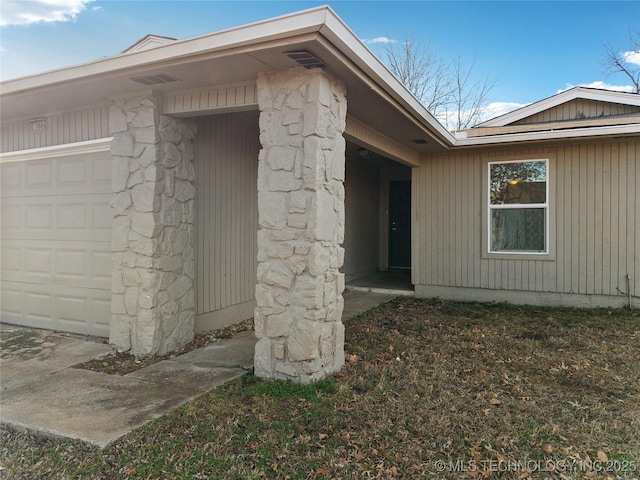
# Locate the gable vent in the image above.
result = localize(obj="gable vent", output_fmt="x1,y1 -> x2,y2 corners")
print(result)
130,74 -> 180,86
285,50 -> 325,69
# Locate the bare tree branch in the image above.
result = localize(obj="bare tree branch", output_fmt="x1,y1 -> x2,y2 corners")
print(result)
382,34 -> 451,113
447,55 -> 496,130
601,30 -> 640,93
381,34 -> 496,131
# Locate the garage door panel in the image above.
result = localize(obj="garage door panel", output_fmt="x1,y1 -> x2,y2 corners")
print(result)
1,163 -> 20,189
58,157 -> 89,185
1,245 -> 21,274
1,196 -> 111,241
25,247 -> 53,276
0,147 -> 112,337
1,204 -> 22,229
1,239 -> 111,290
56,249 -> 89,280
1,280 -> 110,337
0,285 -> 22,318
26,162 -> 52,189
26,291 -> 54,321
59,204 -> 87,229
1,153 -> 111,197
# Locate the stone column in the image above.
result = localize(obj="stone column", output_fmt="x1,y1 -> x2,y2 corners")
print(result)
109,93 -> 197,356
254,67 -> 347,383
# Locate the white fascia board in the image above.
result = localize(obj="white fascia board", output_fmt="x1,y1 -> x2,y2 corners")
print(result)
318,13 -> 455,146
0,6 -> 332,95
478,87 -> 640,128
0,138 -> 113,163
454,123 -> 640,147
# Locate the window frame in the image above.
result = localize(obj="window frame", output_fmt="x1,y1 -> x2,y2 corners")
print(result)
481,154 -> 555,261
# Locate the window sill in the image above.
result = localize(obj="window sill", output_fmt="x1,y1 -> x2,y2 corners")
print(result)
482,251 -> 555,261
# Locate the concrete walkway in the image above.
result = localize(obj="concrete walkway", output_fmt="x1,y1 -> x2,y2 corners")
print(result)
0,290 -> 394,447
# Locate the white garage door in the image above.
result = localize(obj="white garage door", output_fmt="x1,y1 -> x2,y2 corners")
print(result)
1,143 -> 112,337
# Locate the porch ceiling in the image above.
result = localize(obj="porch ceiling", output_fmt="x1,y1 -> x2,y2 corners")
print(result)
0,7 -> 453,155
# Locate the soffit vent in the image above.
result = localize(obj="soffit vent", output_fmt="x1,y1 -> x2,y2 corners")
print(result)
412,139 -> 428,144
130,74 -> 180,86
285,50 -> 325,69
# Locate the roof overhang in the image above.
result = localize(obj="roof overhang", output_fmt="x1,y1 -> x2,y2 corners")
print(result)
0,5 -> 455,155
454,123 -> 640,147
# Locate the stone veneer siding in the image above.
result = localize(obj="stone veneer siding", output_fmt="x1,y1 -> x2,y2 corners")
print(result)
109,94 -> 197,356
254,67 -> 347,383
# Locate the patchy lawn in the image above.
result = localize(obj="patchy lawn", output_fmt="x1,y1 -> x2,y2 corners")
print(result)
1,298 -> 639,479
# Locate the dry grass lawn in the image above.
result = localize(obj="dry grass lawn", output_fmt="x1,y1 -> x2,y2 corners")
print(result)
1,298 -> 639,479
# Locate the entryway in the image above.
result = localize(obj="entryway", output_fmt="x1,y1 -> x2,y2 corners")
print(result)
342,143 -> 414,294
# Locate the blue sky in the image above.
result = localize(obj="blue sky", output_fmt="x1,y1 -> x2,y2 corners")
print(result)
1,0 -> 638,118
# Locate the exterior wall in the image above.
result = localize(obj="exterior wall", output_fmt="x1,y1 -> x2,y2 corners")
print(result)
514,100 -> 640,125
343,154 -> 380,281
193,112 -> 260,332
414,138 -> 639,308
1,105 -> 109,153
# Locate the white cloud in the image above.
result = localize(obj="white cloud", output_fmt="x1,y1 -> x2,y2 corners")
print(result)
559,81 -> 635,93
434,101 -> 528,131
0,0 -> 94,27
622,50 -> 640,67
362,36 -> 397,45
479,101 -> 529,122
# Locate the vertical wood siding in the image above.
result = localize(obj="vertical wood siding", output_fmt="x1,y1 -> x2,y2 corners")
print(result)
414,138 -> 639,298
1,105 -> 109,153
163,84 -> 257,116
194,112 -> 260,315
343,154 -> 380,280
514,100 -> 640,125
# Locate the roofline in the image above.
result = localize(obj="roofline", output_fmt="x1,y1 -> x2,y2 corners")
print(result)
0,5 -> 456,147
477,87 -> 640,128
0,6 -> 332,93
314,10 -> 455,146
454,122 -> 640,147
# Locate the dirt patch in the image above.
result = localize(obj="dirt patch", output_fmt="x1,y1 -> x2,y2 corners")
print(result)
72,318 -> 254,375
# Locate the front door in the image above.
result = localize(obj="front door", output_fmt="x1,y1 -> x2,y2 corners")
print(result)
388,180 -> 411,269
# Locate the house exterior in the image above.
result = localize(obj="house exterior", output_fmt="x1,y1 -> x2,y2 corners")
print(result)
1,6 -> 638,383
416,87 -> 640,308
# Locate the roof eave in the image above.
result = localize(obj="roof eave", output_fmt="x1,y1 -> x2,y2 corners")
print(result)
454,123 -> 640,147
0,5 -> 332,95
317,16 -> 455,146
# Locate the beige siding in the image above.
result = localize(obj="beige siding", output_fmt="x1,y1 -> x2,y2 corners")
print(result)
193,112 -> 260,316
163,83 -> 258,116
514,100 -> 640,125
414,138 -> 639,303
343,154 -> 380,280
1,105 -> 109,153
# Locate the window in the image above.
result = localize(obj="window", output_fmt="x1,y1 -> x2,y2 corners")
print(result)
488,159 -> 548,254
